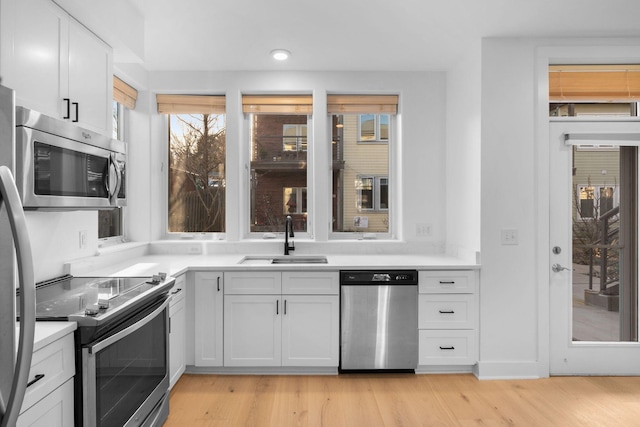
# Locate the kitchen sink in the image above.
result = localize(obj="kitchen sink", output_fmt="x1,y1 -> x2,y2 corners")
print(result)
238,255 -> 328,265
271,256 -> 328,264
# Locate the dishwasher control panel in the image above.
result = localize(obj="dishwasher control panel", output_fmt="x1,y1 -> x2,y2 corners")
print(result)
340,270 -> 418,285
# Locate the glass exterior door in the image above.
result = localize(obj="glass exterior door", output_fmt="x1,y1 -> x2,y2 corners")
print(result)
550,120 -> 640,375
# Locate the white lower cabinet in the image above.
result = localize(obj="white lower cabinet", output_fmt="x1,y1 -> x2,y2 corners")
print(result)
193,271 -> 224,367
18,329 -> 75,427
223,271 -> 339,368
169,274 -> 186,388
418,270 -> 479,367
17,379 -> 74,427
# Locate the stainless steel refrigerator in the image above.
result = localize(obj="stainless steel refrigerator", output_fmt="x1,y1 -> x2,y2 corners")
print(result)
0,84 -> 36,427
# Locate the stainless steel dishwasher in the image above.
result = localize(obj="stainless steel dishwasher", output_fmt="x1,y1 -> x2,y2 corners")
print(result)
340,270 -> 418,371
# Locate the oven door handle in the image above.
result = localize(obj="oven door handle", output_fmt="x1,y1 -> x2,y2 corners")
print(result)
88,297 -> 169,354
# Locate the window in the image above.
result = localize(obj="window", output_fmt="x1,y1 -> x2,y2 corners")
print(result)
358,114 -> 389,142
100,77 -> 138,243
576,185 -> 617,219
356,176 -> 388,211
158,94 -> 226,234
549,64 -> 640,117
244,95 -> 312,234
328,94 -> 397,235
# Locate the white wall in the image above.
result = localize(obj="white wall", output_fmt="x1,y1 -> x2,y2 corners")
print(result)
25,210 -> 97,282
446,42 -> 482,262
478,37 -> 640,379
479,38 -> 540,378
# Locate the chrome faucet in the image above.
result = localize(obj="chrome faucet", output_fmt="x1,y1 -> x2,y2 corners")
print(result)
284,215 -> 295,255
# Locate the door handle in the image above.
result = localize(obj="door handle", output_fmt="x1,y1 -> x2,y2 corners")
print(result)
552,263 -> 571,273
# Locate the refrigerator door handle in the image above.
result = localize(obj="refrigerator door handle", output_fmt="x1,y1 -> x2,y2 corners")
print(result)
0,166 -> 36,427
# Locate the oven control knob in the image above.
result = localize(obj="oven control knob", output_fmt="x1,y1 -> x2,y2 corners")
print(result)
85,304 -> 100,316
97,298 -> 110,309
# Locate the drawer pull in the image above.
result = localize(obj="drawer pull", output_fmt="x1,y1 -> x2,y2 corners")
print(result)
439,281 -> 455,285
27,374 -> 45,388
171,288 -> 183,295
439,346 -> 455,351
439,310 -> 455,314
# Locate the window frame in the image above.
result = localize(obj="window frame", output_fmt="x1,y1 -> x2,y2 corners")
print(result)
356,175 -> 389,212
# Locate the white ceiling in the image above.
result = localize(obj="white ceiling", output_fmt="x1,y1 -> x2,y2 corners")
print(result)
133,0 -> 640,71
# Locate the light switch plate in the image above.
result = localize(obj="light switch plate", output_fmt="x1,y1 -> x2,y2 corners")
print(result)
501,228 -> 518,245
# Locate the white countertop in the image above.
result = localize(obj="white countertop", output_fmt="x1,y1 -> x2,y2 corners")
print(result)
16,322 -> 76,352
69,252 -> 479,278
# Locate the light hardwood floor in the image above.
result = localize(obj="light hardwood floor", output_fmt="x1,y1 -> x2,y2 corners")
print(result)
164,373 -> 640,426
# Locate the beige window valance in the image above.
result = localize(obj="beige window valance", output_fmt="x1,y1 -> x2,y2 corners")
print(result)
113,76 -> 138,109
327,95 -> 398,114
156,94 -> 226,114
242,95 -> 312,114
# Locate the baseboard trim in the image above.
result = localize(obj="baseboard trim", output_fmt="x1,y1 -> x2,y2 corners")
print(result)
475,361 -> 542,380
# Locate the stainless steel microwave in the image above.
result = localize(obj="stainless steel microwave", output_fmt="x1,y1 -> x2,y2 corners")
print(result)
15,107 -> 126,210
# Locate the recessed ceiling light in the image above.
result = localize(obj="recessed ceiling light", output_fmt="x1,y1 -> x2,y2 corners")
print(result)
271,49 -> 291,61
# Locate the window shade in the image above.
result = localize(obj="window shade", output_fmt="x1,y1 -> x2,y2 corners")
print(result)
327,95 -> 398,114
242,95 -> 312,114
113,76 -> 138,109
549,65 -> 640,102
156,94 -> 226,114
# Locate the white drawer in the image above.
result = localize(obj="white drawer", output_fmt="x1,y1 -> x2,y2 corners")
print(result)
418,294 -> 475,329
169,274 -> 186,306
224,271 -> 281,294
282,271 -> 339,295
418,330 -> 477,365
20,332 -> 75,414
419,270 -> 476,294
17,378 -> 74,427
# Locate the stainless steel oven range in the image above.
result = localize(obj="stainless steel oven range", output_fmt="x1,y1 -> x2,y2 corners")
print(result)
17,273 -> 174,427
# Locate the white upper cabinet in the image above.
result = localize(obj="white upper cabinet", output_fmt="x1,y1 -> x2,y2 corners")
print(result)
1,0 -> 113,135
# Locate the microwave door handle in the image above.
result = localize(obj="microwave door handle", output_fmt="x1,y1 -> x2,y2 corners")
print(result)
112,155 -> 122,203
0,166 -> 36,427
105,154 -> 121,204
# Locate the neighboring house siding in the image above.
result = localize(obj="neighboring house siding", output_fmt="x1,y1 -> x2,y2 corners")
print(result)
573,149 -> 620,218
342,115 -> 389,232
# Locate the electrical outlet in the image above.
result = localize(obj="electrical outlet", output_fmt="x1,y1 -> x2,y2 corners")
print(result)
79,230 -> 87,249
188,244 -> 202,254
416,223 -> 432,237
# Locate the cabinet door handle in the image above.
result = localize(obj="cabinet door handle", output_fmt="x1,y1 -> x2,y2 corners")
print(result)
217,276 -> 220,292
439,310 -> 455,314
171,288 -> 182,295
439,281 -> 455,285
72,102 -> 79,122
63,98 -> 70,119
439,346 -> 455,350
284,299 -> 287,315
276,299 -> 279,315
27,374 -> 45,388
